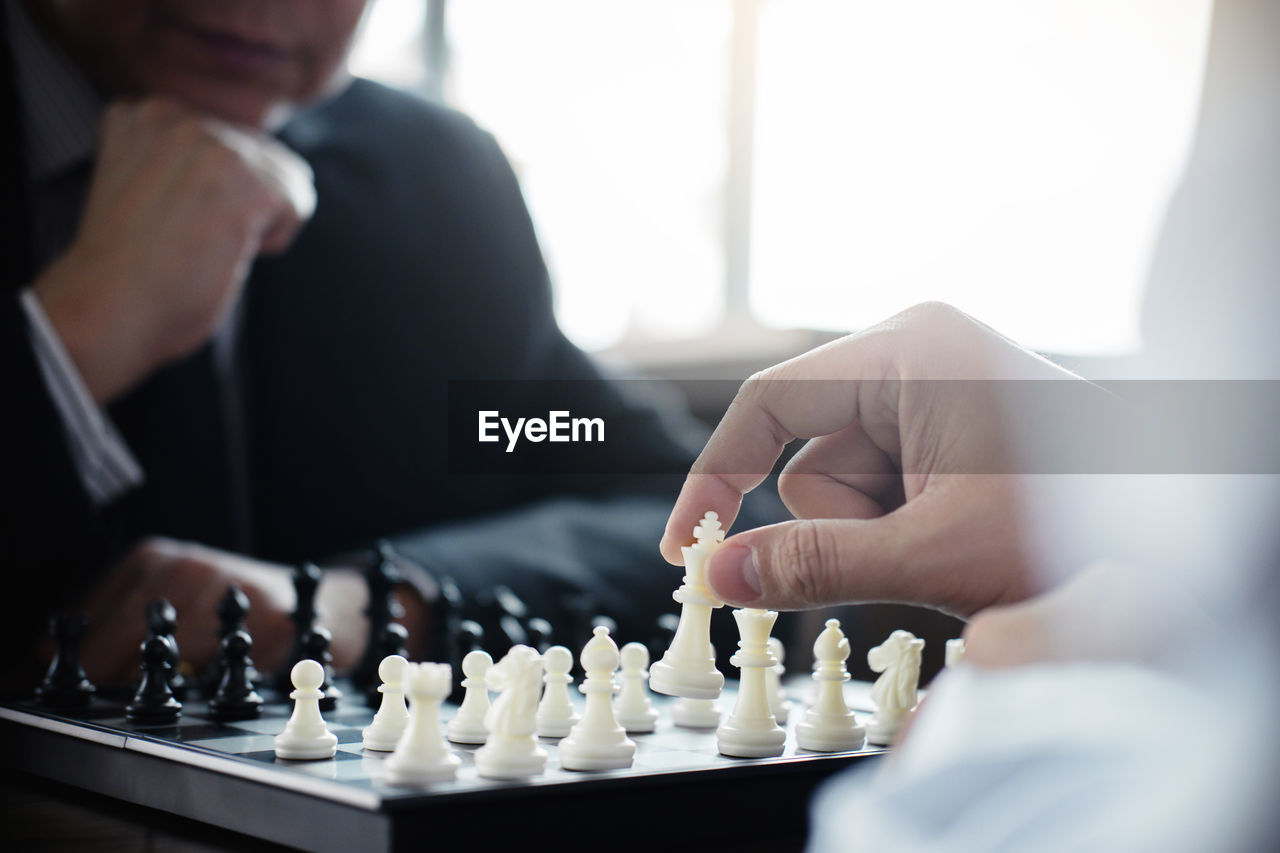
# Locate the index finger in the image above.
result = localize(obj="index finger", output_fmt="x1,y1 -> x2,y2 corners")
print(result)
659,331 -> 898,563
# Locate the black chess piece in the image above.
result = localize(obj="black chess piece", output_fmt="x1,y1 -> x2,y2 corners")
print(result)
525,616 -> 554,653
36,613 -> 95,707
352,541 -> 402,692
146,598 -> 186,698
483,584 -> 529,649
205,584 -> 256,694
457,619 -> 485,654
277,562 -> 322,692
561,591 -> 602,648
300,626 -> 343,711
363,621 -> 410,706
209,630 -> 264,722
126,636 -> 183,724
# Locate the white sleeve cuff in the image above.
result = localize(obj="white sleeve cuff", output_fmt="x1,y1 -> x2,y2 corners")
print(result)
19,288 -> 144,505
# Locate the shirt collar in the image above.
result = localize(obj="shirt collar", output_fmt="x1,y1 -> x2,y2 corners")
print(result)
4,1 -> 103,184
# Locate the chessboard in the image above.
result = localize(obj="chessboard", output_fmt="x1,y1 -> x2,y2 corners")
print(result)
0,678 -> 886,852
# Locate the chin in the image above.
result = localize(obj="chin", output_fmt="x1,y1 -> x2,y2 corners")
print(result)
151,77 -> 289,128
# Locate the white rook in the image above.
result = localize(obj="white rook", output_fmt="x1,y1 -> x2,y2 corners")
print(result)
384,662 -> 461,786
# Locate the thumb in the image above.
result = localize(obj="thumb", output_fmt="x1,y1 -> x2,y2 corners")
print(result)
705,517 -> 909,610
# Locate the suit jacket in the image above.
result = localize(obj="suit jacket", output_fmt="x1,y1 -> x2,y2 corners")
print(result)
1,63 -> 771,680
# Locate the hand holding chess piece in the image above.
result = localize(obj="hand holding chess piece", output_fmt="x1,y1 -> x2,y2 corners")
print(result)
657,304 -> 1081,621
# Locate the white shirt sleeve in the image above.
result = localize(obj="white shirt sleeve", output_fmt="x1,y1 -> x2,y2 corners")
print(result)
19,287 -> 144,505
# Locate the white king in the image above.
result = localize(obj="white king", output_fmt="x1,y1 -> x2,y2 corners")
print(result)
649,511 -> 727,700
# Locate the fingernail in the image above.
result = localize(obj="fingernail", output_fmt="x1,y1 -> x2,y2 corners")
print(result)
707,544 -> 762,603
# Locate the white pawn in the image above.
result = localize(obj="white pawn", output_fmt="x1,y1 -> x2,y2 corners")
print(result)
866,629 -> 925,745
447,650 -> 492,744
671,697 -> 722,729
385,662 -> 460,786
475,645 -> 547,779
559,626 -> 636,770
363,654 -> 411,751
614,642 -> 659,733
536,645 -> 580,738
274,659 -> 338,760
766,637 -> 791,725
716,608 -> 786,758
946,637 -> 967,668
796,619 -> 865,752
649,511 -> 726,700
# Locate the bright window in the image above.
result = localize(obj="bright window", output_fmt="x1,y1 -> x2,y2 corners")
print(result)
349,0 -> 1213,358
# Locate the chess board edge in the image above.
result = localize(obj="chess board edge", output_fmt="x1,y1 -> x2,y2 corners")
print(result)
0,691 -> 887,852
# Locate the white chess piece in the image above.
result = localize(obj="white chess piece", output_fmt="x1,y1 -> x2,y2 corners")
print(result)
649,511 -> 726,700
671,642 -> 722,728
671,697 -> 722,728
274,659 -> 338,760
384,662 -> 461,786
614,642 -> 659,733
363,654 -> 411,751
535,645 -> 580,738
447,650 -> 492,744
474,645 -> 547,779
559,626 -> 636,770
865,629 -> 925,745
946,637 -> 967,668
766,637 -> 791,725
716,609 -> 786,758
796,619 -> 865,752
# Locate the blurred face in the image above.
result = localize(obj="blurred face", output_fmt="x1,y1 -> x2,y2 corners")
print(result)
38,0 -> 369,126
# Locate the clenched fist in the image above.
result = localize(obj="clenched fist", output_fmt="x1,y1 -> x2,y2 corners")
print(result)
32,97 -> 315,404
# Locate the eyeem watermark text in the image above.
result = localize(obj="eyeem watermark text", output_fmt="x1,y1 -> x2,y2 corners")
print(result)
478,410 -> 605,453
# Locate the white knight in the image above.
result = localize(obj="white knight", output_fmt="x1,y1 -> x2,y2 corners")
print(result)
866,629 -> 924,745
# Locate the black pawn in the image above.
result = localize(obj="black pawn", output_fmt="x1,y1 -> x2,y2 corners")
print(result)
277,562 -> 322,692
525,616 -> 553,653
36,613 -> 95,707
352,541 -> 402,692
209,630 -> 264,722
363,622 -> 410,706
127,636 -> 182,724
206,585 -> 257,693
146,598 -> 185,698
301,626 -> 342,711
591,614 -> 618,636
485,584 -> 529,649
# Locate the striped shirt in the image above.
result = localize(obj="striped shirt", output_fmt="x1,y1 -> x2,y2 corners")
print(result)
6,0 -> 143,505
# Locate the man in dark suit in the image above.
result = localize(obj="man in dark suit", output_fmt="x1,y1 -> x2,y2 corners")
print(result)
1,0 -> 761,686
